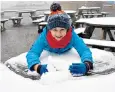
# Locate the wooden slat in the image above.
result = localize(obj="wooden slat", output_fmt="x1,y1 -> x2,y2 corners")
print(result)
9,17 -> 23,20
32,17 -> 45,23
39,22 -> 47,26
83,38 -> 115,48
0,19 -> 9,23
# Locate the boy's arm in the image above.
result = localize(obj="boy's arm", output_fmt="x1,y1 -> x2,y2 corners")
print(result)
72,32 -> 93,63
26,33 -> 45,71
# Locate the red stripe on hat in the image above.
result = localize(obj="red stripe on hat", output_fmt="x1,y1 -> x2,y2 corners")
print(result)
50,10 -> 65,15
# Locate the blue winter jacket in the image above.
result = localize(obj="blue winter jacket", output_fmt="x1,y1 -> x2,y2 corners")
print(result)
26,27 -> 93,71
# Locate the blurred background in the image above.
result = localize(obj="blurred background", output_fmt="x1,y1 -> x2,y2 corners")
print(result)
1,1 -> 115,63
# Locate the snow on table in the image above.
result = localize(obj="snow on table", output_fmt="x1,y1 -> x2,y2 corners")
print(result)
0,48 -> 115,92
0,63 -> 115,92
78,6 -> 100,10
83,38 -> 115,48
76,17 -> 115,26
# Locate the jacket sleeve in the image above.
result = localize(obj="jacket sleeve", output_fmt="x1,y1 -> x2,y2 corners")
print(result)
26,33 -> 45,71
72,31 -> 93,63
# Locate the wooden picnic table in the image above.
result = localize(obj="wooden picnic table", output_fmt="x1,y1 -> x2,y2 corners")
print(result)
17,10 -> 36,17
83,38 -> 115,52
78,6 -> 100,13
75,17 -> 115,41
1,10 -> 18,12
3,10 -> 18,12
44,10 -> 77,23
78,6 -> 101,18
1,10 -> 18,17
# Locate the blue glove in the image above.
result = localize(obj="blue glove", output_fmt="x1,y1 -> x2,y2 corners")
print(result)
37,64 -> 48,75
69,61 -> 93,76
69,63 -> 87,76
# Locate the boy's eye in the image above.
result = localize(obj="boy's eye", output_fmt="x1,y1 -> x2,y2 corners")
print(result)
61,29 -> 66,32
52,28 -> 56,31
54,29 -> 57,31
61,29 -> 65,31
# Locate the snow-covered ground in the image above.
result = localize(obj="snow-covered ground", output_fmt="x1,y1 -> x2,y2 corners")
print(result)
0,48 -> 115,92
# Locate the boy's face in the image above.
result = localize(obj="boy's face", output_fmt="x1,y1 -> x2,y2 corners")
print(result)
50,27 -> 67,41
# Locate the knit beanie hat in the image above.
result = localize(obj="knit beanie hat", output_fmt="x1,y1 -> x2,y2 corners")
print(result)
47,3 -> 71,30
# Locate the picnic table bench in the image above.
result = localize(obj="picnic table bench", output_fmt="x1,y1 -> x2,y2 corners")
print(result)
101,12 -> 109,17
82,12 -> 109,18
74,27 -> 86,37
83,38 -> 115,52
30,15 -> 44,21
9,17 -> 23,27
32,17 -> 45,24
103,4 -> 113,7
0,19 -> 9,32
83,13 -> 102,18
74,27 -> 86,34
37,22 -> 48,33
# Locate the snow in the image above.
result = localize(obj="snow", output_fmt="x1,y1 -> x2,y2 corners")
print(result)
0,48 -> 115,92
74,27 -> 86,34
76,17 -> 115,26
83,38 -> 115,48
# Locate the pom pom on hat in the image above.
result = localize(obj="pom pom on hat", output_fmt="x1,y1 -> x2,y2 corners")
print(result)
50,2 -> 62,11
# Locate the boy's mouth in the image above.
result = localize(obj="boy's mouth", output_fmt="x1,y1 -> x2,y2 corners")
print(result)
55,36 -> 63,40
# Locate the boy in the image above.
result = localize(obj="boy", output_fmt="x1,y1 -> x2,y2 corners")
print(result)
26,3 -> 93,76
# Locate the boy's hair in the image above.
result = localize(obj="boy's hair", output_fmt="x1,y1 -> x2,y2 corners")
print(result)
47,3 -> 71,30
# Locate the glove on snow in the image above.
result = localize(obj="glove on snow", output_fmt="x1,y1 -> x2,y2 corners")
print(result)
69,61 -> 93,76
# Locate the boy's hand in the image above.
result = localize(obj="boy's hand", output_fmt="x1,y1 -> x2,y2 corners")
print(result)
69,63 -> 86,76
69,61 -> 93,76
34,64 -> 48,75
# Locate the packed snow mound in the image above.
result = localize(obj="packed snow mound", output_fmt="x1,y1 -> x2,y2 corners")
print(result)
4,48 -> 115,84
0,63 -> 115,92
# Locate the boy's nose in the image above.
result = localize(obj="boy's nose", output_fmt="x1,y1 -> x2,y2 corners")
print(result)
56,31 -> 62,38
